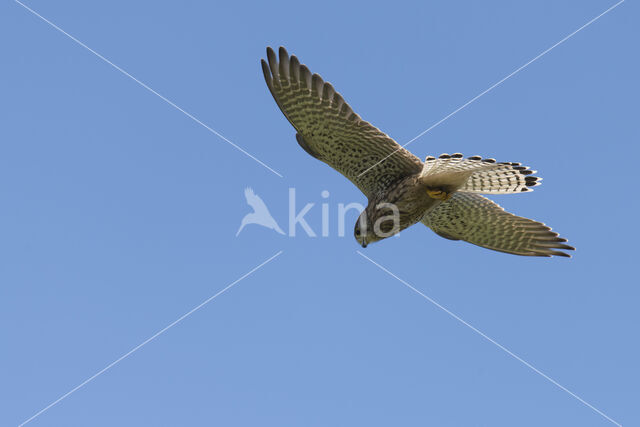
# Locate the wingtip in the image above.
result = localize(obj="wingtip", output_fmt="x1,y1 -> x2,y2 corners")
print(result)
266,47 -> 278,79
278,46 -> 290,80
266,46 -> 275,58
261,59 -> 272,85
550,244 -> 575,257
553,251 -> 572,258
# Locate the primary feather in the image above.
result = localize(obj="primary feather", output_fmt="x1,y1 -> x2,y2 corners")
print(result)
421,193 -> 574,257
262,46 -> 422,198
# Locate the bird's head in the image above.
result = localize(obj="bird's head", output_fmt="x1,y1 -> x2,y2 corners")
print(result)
354,202 -> 401,248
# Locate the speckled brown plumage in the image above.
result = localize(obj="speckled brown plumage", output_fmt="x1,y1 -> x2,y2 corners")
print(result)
421,193 -> 574,257
262,46 -> 574,257
261,47 -> 422,198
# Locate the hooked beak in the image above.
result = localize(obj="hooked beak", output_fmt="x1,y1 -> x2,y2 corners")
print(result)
360,238 -> 367,248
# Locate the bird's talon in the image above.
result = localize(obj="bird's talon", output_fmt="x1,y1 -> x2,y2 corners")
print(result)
427,189 -> 451,201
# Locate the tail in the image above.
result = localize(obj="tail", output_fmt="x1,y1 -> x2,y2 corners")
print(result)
420,153 -> 541,195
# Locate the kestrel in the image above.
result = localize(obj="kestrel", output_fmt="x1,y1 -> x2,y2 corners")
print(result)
261,46 -> 574,257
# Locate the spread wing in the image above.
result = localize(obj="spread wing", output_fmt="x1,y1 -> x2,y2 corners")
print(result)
421,193 -> 575,257
261,46 -> 423,198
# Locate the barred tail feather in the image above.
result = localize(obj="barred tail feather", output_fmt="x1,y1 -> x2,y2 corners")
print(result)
421,153 -> 541,195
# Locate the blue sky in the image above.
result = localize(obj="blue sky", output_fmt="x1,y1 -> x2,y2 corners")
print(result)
1,0 -> 638,426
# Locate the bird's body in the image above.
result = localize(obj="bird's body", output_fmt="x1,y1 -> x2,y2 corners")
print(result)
359,174 -> 440,244
262,47 -> 574,257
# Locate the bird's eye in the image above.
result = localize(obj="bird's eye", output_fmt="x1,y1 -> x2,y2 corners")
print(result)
355,229 -> 361,237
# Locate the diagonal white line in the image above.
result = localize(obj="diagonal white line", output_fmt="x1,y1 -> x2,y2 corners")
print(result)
358,0 -> 625,178
14,0 -> 283,178
18,250 -> 283,427
356,251 -> 622,427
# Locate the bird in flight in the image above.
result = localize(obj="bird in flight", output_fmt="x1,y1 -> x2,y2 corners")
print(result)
261,46 -> 574,257
236,187 -> 285,236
